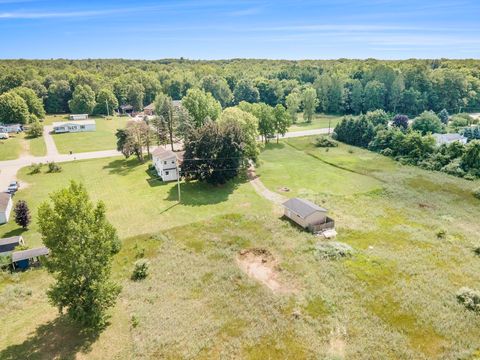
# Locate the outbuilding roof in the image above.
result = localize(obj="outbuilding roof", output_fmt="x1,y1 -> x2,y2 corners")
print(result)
12,247 -> 49,262
152,147 -> 185,162
282,198 -> 327,219
432,133 -> 467,142
0,236 -> 23,254
0,193 -> 11,213
53,120 -> 96,127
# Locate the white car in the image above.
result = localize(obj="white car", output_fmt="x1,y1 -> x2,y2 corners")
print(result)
0,133 -> 9,139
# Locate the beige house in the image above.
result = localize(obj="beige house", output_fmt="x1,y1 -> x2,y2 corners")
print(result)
282,198 -> 334,232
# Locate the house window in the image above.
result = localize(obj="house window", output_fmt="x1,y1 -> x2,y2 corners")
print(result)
80,125 -> 85,129
165,171 -> 169,175
164,161 -> 167,165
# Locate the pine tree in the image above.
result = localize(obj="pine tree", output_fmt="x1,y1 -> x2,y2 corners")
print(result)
14,200 -> 31,229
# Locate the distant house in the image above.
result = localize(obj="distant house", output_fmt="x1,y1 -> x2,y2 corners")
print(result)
432,133 -> 468,146
152,147 -> 184,182
120,104 -> 134,115
69,114 -> 89,121
144,103 -> 155,116
0,236 -> 24,256
53,120 -> 96,134
283,198 -> 335,233
0,123 -> 22,133
0,193 -> 12,224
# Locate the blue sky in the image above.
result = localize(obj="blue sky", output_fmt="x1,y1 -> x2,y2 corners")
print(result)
0,0 -> 479,59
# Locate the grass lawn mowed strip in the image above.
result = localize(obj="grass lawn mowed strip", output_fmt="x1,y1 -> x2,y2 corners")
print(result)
1,137 -> 480,359
51,116 -> 129,154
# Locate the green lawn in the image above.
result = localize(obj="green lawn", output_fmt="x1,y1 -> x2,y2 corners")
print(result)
0,133 -> 46,160
51,116 -> 129,154
1,139 -> 480,359
288,113 -> 343,132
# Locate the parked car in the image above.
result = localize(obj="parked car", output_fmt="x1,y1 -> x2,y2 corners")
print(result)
7,181 -> 19,193
0,133 -> 9,139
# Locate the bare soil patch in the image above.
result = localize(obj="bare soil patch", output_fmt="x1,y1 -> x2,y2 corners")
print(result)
236,248 -> 295,294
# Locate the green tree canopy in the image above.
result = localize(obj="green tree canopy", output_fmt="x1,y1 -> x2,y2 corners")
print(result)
45,80 -> 72,113
68,84 -> 96,114
182,88 -> 222,127
302,87 -> 318,123
201,75 -> 233,108
94,88 -> 119,115
0,92 -> 29,124
37,181 -> 121,328
233,79 -> 260,104
219,107 -> 259,160
11,86 -> 46,121
412,111 -> 444,135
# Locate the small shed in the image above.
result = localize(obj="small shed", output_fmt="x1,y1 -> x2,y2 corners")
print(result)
12,247 -> 49,270
0,193 -> 13,224
120,104 -> 134,115
282,198 -> 335,233
143,103 -> 155,116
0,235 -> 24,255
69,114 -> 89,121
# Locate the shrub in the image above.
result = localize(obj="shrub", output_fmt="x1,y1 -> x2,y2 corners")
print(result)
47,162 -> 62,173
456,287 -> 480,313
314,137 -> 338,148
314,241 -> 354,260
131,314 -> 140,328
132,259 -> 150,280
26,121 -> 43,138
29,162 -> 42,174
473,187 -> 480,199
474,246 -> 480,256
365,109 -> 390,126
412,111 -> 443,135
436,229 -> 446,239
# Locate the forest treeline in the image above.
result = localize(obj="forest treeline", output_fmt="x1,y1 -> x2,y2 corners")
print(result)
0,58 -> 479,118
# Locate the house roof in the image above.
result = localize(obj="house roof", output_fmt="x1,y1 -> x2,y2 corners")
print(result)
0,236 -> 23,254
120,104 -> 133,110
152,147 -> 185,161
432,133 -> 467,142
12,247 -> 49,262
283,198 -> 327,219
0,193 -> 11,213
144,103 -> 155,110
53,120 -> 96,127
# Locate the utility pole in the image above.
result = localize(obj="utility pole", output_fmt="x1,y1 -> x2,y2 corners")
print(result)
106,100 -> 110,117
175,157 -> 181,203
328,117 -> 331,135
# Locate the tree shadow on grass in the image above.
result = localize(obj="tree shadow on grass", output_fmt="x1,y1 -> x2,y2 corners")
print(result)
0,316 -> 101,360
0,227 -> 27,238
166,176 -> 247,206
102,158 -> 144,176
263,142 -> 286,151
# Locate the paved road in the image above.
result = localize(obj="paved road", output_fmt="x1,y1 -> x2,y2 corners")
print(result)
0,127 -> 330,190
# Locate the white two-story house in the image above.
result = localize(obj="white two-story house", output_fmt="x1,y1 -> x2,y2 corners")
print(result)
152,147 -> 184,182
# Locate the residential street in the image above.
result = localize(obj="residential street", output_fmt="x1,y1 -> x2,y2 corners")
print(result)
0,128 -> 330,190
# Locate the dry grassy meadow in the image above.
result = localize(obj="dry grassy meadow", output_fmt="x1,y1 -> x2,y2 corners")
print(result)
1,136 -> 479,359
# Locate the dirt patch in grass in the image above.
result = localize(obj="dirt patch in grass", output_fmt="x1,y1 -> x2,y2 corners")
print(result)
236,248 -> 295,294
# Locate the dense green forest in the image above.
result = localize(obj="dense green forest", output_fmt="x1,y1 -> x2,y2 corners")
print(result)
0,58 -> 479,120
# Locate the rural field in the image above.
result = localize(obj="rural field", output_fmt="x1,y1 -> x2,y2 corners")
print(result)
288,114 -> 343,132
1,136 -> 479,359
0,133 -> 46,161
50,116 -> 129,154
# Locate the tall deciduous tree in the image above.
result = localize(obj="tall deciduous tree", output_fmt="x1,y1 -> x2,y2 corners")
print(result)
201,75 -> 233,107
68,85 -> 96,114
45,80 -> 72,114
219,107 -> 259,160
302,87 -> 318,123
94,88 -> 119,115
0,92 -> 29,124
154,93 -> 177,150
10,87 -> 46,121
14,200 -> 31,229
363,80 -> 386,111
273,104 -> 291,143
412,111 -> 444,135
182,88 -> 221,128
285,90 -> 301,123
38,181 -> 121,328
182,121 -> 245,185
233,79 -> 260,104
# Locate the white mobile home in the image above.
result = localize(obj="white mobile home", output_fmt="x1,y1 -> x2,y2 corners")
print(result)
69,114 -> 89,121
432,133 -> 468,146
53,120 -> 96,134
0,124 -> 22,133
152,147 -> 184,182
0,193 -> 13,224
